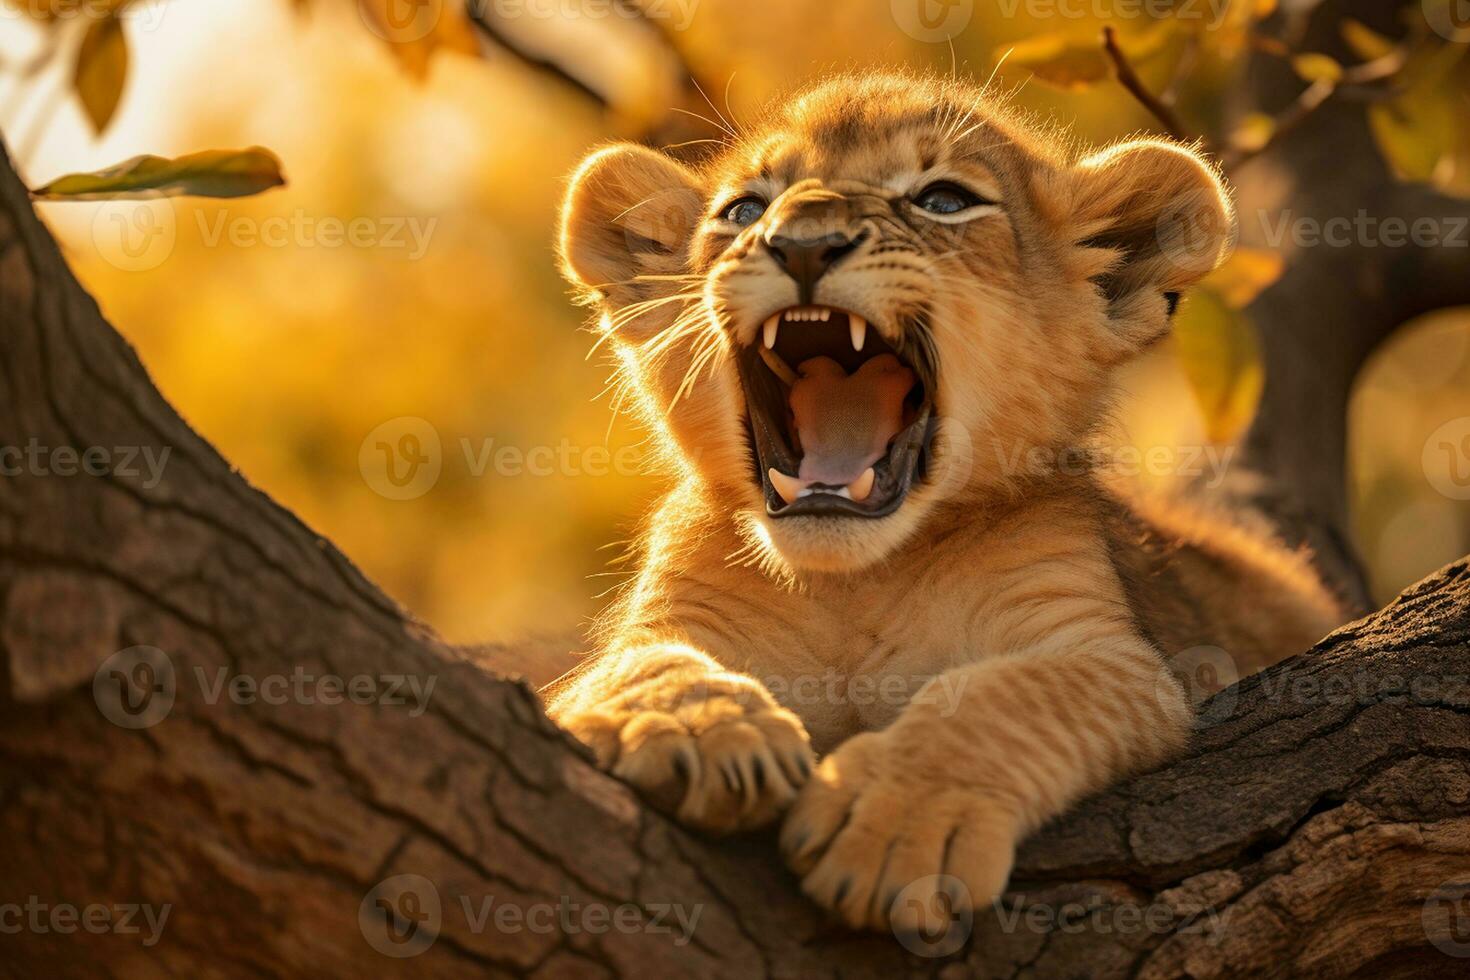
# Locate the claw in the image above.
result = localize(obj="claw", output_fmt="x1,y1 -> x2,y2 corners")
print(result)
833,876 -> 852,908
721,762 -> 741,794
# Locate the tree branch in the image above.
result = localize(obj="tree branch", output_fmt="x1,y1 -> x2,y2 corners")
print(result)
1,132 -> 1468,974
463,0 -> 610,108
1102,26 -> 1195,145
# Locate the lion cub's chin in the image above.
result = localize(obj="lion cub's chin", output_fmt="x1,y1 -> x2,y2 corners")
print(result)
758,503 -> 928,574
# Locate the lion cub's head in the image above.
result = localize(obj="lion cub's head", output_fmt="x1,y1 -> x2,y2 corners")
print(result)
559,72 -> 1231,573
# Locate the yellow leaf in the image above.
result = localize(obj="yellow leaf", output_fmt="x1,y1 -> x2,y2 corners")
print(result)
1368,43 -> 1470,198
1001,34 -> 1109,90
1210,0 -> 1280,55
1230,112 -> 1276,154
74,14 -> 128,134
1291,53 -> 1342,84
32,147 -> 286,200
1000,25 -> 1171,92
1340,18 -> 1396,62
1172,288 -> 1264,444
359,0 -> 479,80
1199,248 -> 1284,309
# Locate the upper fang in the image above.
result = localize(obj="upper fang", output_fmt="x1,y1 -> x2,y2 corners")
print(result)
763,314 -> 779,349
850,314 -> 867,352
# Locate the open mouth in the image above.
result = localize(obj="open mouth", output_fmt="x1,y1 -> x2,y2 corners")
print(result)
736,305 -> 936,519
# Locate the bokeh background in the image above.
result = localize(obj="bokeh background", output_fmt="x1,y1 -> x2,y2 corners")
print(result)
2,0 -> 1467,648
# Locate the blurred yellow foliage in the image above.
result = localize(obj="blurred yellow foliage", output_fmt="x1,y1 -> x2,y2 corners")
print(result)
13,0 -> 1467,651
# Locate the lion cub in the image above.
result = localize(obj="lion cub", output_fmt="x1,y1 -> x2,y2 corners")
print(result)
543,72 -> 1344,934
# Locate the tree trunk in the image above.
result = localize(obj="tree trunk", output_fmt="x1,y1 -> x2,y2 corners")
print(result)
1230,0 -> 1470,615
1,131 -> 1467,977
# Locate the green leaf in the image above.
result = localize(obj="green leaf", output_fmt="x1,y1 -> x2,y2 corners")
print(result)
1290,53 -> 1342,84
31,147 -> 287,200
74,14 -> 128,134
1172,288 -> 1264,444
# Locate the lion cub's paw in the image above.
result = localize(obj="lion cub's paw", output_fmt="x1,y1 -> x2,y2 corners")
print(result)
779,731 -> 1021,933
564,681 -> 815,835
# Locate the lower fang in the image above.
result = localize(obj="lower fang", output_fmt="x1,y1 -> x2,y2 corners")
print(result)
769,468 -> 803,504
847,467 -> 876,502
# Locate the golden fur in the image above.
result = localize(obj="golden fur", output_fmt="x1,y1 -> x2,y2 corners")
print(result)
543,72 -> 1344,934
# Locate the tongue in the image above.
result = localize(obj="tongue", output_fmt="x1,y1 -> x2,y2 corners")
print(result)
788,354 -> 916,487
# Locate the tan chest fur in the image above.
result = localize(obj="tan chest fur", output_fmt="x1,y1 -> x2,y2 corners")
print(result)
617,485 -> 1130,753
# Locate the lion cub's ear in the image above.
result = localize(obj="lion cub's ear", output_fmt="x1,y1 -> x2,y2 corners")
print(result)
559,143 -> 703,305
1069,139 -> 1233,352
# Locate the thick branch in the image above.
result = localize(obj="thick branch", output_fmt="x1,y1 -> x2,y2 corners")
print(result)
0,136 -> 1467,976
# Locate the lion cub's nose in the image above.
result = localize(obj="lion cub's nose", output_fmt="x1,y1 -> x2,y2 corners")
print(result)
765,230 -> 864,301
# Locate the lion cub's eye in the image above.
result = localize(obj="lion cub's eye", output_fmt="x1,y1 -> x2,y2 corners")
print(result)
912,182 -> 990,215
723,196 -> 768,227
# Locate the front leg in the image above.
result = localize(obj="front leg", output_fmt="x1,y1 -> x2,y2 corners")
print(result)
546,642 -> 816,834
780,641 -> 1191,933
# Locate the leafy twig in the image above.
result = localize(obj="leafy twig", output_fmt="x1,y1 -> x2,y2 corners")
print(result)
1224,41 -> 1417,169
1101,26 -> 1194,144
463,0 -> 609,107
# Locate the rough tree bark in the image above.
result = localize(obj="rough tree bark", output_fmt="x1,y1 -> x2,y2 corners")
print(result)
1,65 -> 1469,980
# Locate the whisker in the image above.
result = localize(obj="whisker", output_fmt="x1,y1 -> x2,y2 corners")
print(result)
671,107 -> 737,141
587,292 -> 703,359
660,137 -> 729,152
692,74 -> 743,140
669,327 -> 727,408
